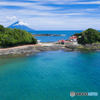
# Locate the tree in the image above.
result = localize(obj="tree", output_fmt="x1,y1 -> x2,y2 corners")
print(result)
73,28 -> 100,44
0,25 -> 5,32
0,25 -> 37,47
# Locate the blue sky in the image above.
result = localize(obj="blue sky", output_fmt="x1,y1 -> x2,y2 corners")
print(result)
0,0 -> 100,30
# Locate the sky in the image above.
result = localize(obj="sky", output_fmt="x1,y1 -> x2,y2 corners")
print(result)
0,0 -> 100,30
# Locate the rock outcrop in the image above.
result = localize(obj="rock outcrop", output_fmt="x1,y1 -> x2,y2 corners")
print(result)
0,44 -> 62,57
32,34 -> 64,37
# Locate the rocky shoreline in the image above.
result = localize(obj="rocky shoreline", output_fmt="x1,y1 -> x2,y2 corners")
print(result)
65,43 -> 100,51
0,43 -> 100,57
0,44 -> 63,57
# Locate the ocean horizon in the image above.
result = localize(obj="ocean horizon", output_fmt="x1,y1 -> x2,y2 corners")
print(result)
30,30 -> 82,42
1,0 -> 100,99
30,30 -> 100,42
0,30 -> 100,100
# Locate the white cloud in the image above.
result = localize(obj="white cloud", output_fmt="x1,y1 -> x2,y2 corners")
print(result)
0,19 -> 6,22
26,0 -> 100,5
0,1 -> 31,6
24,15 -> 100,30
0,16 -> 17,23
63,12 -> 85,16
28,0 -> 80,4
6,16 -> 16,20
0,6 -> 100,30
0,0 -> 100,30
85,8 -> 98,11
0,1 -> 60,11
74,1 -> 100,4
1,0 -> 100,9
17,9 -> 86,17
14,20 -> 28,26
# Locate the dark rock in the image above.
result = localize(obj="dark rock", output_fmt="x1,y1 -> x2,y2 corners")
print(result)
32,34 -> 64,37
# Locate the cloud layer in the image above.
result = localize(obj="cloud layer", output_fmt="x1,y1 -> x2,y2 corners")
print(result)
0,0 -> 100,30
13,20 -> 28,26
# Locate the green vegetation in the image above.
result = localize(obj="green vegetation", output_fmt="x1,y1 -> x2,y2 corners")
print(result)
74,28 -> 100,44
0,25 -> 37,48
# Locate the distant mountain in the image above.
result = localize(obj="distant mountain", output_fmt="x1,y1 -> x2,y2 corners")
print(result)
8,21 -> 35,31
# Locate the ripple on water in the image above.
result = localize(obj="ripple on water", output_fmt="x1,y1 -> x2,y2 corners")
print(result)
0,51 -> 100,100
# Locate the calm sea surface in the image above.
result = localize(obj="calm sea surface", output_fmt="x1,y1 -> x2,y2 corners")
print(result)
30,30 -> 82,42
0,31 -> 100,100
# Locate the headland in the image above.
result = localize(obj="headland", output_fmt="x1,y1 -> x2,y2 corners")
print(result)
0,42 -> 100,57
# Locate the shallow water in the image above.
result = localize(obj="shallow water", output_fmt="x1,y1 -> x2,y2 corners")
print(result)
0,50 -> 100,100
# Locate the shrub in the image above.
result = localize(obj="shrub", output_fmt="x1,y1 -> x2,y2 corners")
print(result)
73,28 -> 100,44
0,25 -> 37,47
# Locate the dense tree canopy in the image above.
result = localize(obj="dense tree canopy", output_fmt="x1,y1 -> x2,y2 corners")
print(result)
0,25 -> 37,47
0,25 -> 5,32
73,28 -> 100,44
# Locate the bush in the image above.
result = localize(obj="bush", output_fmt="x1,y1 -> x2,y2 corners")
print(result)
73,28 -> 100,44
0,25 -> 37,47
0,25 -> 5,32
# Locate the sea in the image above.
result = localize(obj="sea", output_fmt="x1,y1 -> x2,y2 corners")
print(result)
0,31 -> 100,100
30,30 -> 82,42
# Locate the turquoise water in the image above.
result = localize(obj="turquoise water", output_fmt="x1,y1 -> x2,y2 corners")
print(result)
0,50 -> 100,100
30,30 -> 82,42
